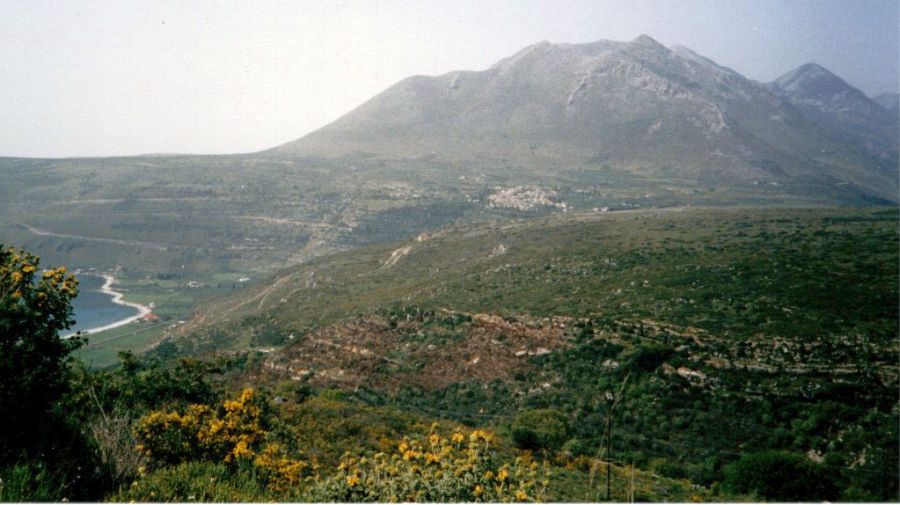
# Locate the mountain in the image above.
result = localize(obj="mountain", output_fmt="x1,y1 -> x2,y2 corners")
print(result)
769,63 -> 898,164
274,35 -> 897,202
873,92 -> 899,114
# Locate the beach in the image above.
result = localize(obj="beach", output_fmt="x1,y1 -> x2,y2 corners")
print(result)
75,275 -> 152,335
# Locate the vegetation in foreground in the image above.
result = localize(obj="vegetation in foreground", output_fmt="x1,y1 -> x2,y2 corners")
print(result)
1,206 -> 898,502
162,207 -> 899,502
0,243 -> 742,502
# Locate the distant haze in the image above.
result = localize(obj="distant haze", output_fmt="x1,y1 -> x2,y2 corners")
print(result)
1,0 -> 897,158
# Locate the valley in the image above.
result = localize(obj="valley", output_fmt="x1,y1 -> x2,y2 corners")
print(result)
1,30 -> 897,502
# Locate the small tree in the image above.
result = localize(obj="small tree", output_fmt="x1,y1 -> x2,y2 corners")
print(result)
723,450 -> 837,501
0,246 -> 83,462
510,408 -> 570,452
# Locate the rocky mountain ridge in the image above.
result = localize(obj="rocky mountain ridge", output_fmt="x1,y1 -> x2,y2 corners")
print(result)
275,35 -> 897,202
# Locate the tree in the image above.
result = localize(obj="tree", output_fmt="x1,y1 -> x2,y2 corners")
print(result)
510,408 -> 570,452
0,246 -> 83,462
723,450 -> 838,501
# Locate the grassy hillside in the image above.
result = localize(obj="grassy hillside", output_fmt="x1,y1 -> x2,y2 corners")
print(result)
3,155 -> 870,281
3,152 -> 889,363
166,206 -> 897,348
153,206 -> 898,500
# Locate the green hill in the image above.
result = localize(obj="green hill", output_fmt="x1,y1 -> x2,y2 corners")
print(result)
153,206 -> 899,501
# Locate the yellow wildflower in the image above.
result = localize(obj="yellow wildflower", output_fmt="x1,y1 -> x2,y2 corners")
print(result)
515,489 -> 529,501
474,484 -> 484,497
229,439 -> 254,461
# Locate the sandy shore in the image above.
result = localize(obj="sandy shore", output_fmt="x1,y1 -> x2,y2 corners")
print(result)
77,275 -> 153,335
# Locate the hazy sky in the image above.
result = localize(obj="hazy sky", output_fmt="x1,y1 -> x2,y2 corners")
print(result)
1,0 -> 897,158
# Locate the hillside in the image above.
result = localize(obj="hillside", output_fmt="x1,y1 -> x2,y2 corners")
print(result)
153,206 -> 899,500
872,92 -> 899,114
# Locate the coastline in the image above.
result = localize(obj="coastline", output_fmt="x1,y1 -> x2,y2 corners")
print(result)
72,275 -> 152,335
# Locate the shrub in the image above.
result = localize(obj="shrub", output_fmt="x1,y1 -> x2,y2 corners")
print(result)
0,247 -> 82,463
133,388 -> 316,494
113,461 -> 272,502
510,409 -> 570,452
134,388 -> 268,466
624,344 -> 673,373
723,450 -> 838,501
648,458 -> 686,479
306,428 -> 549,502
89,412 -> 146,483
0,462 -> 67,502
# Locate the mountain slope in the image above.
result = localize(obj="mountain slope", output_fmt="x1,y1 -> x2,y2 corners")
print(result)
153,206 -> 899,501
873,92 -> 899,115
274,35 -> 897,202
769,63 -> 898,164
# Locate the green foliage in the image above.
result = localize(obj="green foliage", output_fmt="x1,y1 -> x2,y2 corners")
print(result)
0,246 -> 83,464
623,344 -> 673,373
0,462 -> 67,502
65,352 -> 223,421
723,451 -> 837,501
510,409 -> 570,452
113,461 -> 273,502
648,458 -> 687,480
306,430 -> 548,502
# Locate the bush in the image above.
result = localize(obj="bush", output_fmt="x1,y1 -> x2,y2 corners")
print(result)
134,388 -> 268,466
306,429 -> 549,502
510,409 -> 570,452
89,412 -> 146,484
113,461 -> 272,502
649,458 -> 687,480
723,451 -> 837,501
0,247 -> 83,463
0,462 -> 67,502
624,344 -> 673,373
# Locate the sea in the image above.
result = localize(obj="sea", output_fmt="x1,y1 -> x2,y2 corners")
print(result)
63,274 -> 139,336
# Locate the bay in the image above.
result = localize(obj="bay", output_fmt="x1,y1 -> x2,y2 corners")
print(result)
63,274 -> 140,336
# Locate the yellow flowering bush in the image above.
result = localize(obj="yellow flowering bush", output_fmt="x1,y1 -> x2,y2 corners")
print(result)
134,388 -> 267,465
131,392 -> 551,501
133,388 -> 318,494
253,443 -> 318,492
306,427 -> 550,502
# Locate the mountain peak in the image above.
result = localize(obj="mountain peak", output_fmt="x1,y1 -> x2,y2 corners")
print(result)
770,63 -> 897,161
773,63 -> 853,95
795,62 -> 829,74
630,34 -> 667,51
